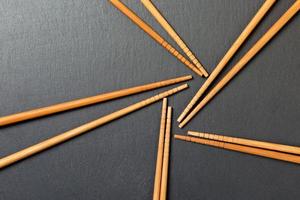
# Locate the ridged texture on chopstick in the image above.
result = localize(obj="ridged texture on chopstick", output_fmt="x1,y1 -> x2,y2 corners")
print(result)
178,1 -> 300,128
188,131 -> 300,155
174,135 -> 300,164
0,85 -> 188,169
153,98 -> 167,200
160,107 -> 172,200
109,0 -> 203,77
0,75 -> 192,127
141,0 -> 208,77
177,0 -> 275,122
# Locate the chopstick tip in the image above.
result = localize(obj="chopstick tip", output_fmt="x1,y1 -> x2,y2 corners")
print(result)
174,134 -> 180,139
186,75 -> 193,80
203,71 -> 209,78
181,83 -> 189,89
177,114 -> 184,123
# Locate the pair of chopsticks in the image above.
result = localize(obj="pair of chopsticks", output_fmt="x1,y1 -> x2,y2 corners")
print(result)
109,0 -> 208,77
153,98 -> 172,200
141,0 -> 208,77
178,0 -> 300,127
175,131 -> 300,164
0,76 -> 190,169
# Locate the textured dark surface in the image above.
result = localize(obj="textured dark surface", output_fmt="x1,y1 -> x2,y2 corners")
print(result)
0,0 -> 299,199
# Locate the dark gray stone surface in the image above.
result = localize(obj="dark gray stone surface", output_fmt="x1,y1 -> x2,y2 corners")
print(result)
0,0 -> 299,199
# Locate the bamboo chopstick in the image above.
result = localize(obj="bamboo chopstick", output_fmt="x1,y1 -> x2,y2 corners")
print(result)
0,85 -> 187,169
160,107 -> 172,200
153,98 -> 168,200
109,0 -> 203,77
141,0 -> 209,77
174,135 -> 300,164
188,131 -> 300,155
178,1 -> 300,128
177,0 -> 276,123
0,75 -> 192,127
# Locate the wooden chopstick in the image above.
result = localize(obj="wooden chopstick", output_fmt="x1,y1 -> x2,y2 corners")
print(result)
160,106 -> 172,200
153,98 -> 168,200
0,75 -> 192,127
0,85 -> 187,169
188,131 -> 300,155
174,135 -> 300,164
178,1 -> 300,128
141,0 -> 209,77
109,0 -> 203,77
177,0 -> 276,123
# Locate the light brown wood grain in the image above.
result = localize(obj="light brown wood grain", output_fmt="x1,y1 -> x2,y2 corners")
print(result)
188,131 -> 300,155
141,0 -> 209,77
153,98 -> 167,200
0,75 -> 192,127
160,106 -> 172,200
174,135 -> 300,164
0,85 -> 187,169
177,0 -> 276,123
178,1 -> 300,128
109,0 -> 203,77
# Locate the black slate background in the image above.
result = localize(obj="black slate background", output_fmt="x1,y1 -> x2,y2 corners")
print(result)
0,0 -> 299,199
